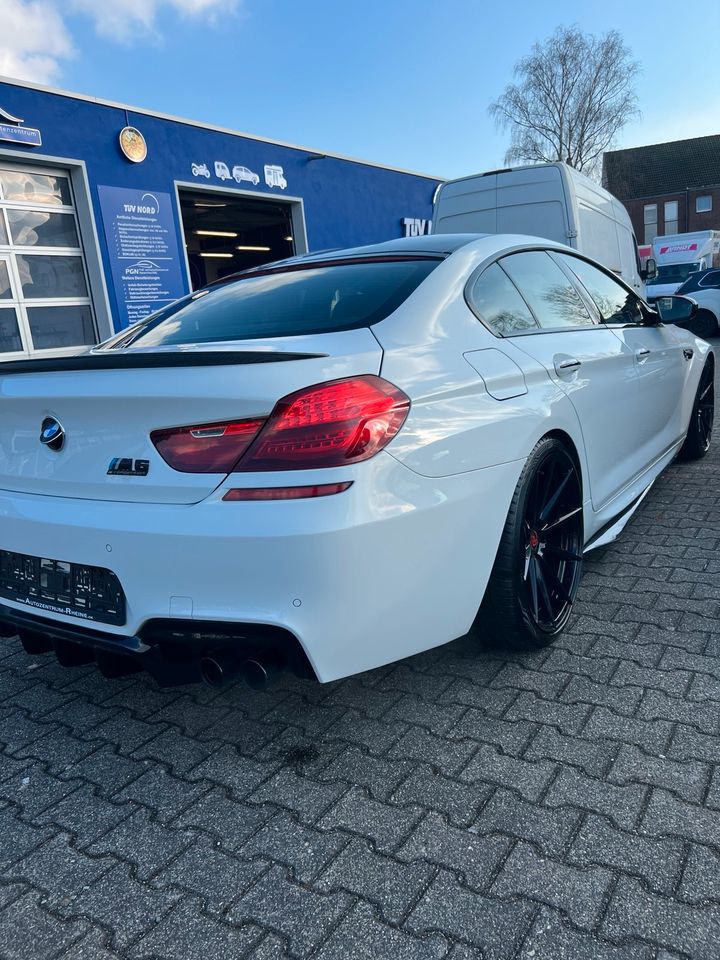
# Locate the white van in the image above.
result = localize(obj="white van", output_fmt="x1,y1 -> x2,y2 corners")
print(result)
432,162 -> 645,295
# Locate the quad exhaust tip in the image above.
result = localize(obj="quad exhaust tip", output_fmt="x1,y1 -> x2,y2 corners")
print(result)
199,652 -> 282,690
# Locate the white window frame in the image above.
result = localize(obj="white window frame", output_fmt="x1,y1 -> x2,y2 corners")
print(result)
0,162 -> 96,360
0,149 -> 113,359
696,195 -> 713,213
643,203 -> 658,244
664,200 -> 679,235
0,252 -> 26,353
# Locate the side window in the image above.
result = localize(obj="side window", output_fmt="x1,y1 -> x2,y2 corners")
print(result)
556,254 -> 643,325
699,270 -> 720,288
469,262 -> 538,335
499,251 -> 595,330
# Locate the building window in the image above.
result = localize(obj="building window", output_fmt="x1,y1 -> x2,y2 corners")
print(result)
664,200 -> 679,235
0,164 -> 96,357
644,204 -> 658,243
696,195 -> 712,213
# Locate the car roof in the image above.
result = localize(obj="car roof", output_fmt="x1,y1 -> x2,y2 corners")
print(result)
214,235 -> 487,285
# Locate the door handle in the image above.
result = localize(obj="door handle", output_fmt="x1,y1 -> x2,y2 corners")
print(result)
635,348 -> 651,362
555,357 -> 582,375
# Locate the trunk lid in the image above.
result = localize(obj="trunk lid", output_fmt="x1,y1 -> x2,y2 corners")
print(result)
0,330 -> 382,504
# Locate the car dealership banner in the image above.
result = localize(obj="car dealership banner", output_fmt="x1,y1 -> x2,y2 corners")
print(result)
98,186 -> 187,329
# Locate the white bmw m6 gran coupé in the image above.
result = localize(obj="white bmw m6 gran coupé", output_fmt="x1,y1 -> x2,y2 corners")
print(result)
0,234 -> 714,688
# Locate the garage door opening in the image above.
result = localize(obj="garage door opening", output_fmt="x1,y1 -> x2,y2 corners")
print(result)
178,188 -> 299,290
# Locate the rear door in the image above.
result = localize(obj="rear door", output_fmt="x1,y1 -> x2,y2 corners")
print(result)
495,166 -> 570,244
555,252 -> 688,462
480,250 -> 645,509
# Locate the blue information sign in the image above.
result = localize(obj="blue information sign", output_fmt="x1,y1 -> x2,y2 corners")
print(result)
0,123 -> 41,146
98,185 -> 187,330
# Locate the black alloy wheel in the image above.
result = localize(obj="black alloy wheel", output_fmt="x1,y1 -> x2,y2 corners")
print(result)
477,437 -> 584,650
679,360 -> 714,460
522,447 -> 584,634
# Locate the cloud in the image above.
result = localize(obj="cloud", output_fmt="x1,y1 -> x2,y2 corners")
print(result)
0,0 -> 75,83
0,0 -> 242,84
70,0 -> 242,42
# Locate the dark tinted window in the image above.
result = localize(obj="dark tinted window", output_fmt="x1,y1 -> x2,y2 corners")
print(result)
469,263 -> 537,335
500,251 -> 595,330
679,269 -> 720,293
700,270 -> 720,288
556,254 -> 643,325
111,259 -> 440,348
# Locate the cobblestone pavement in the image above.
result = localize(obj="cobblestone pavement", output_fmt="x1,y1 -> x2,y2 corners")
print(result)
0,358 -> 718,960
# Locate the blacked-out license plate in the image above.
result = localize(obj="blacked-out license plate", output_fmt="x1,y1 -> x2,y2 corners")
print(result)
0,550 -> 126,626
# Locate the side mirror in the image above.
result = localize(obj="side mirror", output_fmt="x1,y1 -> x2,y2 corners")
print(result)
643,258 -> 657,281
655,295 -> 698,324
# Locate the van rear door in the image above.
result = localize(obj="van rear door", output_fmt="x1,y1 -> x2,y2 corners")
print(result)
432,173 -> 499,234
495,165 -> 571,244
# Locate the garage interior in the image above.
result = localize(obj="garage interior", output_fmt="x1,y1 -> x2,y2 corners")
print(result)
178,188 -> 297,289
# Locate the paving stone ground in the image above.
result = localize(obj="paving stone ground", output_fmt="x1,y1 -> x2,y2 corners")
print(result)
0,354 -> 718,959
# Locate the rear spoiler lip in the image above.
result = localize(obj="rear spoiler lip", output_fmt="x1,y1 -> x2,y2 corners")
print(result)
0,350 -> 328,376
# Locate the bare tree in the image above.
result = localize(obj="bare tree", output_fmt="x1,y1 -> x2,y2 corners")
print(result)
489,26 -> 639,175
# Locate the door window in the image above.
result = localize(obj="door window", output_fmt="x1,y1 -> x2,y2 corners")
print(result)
7,209 -> 80,248
664,201 -> 679,235
644,204 -> 658,243
468,262 -> 538,335
0,164 -> 96,357
554,253 -> 643,325
0,259 -> 11,299
0,169 -> 73,205
0,307 -> 22,352
499,251 -> 595,330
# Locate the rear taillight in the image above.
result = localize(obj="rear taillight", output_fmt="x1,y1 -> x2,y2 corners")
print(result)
237,375 -> 410,472
150,376 -> 409,474
151,418 -> 265,473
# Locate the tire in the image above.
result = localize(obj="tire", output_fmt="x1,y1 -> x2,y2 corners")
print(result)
474,437 -> 584,650
678,360 -> 715,461
687,309 -> 719,340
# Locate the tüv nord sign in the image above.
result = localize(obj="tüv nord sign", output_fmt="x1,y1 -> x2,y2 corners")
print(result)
402,217 -> 432,237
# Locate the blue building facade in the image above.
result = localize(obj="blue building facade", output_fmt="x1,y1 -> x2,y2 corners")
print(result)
0,77 -> 439,358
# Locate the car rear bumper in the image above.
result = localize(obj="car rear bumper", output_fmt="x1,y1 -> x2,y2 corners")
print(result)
0,453 -> 523,682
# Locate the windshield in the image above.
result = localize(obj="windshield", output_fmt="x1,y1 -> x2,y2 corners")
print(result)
647,262 -> 702,285
102,257 -> 441,349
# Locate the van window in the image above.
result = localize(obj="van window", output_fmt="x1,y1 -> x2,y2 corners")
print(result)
468,263 -> 537,335
107,258 -> 441,348
555,254 -> 643,325
499,251 -> 595,330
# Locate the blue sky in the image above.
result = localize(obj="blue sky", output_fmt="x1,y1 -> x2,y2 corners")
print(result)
4,0 -> 719,178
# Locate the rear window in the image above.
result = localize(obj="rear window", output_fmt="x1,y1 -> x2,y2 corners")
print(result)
108,258 -> 441,348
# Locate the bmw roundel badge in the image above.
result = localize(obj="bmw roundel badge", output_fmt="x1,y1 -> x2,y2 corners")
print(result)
40,416 -> 65,452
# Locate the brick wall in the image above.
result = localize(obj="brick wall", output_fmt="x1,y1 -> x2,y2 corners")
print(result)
622,186 -> 720,243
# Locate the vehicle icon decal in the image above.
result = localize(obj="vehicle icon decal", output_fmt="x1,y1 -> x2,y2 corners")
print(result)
191,162 -> 211,178
232,165 -> 260,186
214,161 -> 232,181
264,164 -> 287,190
